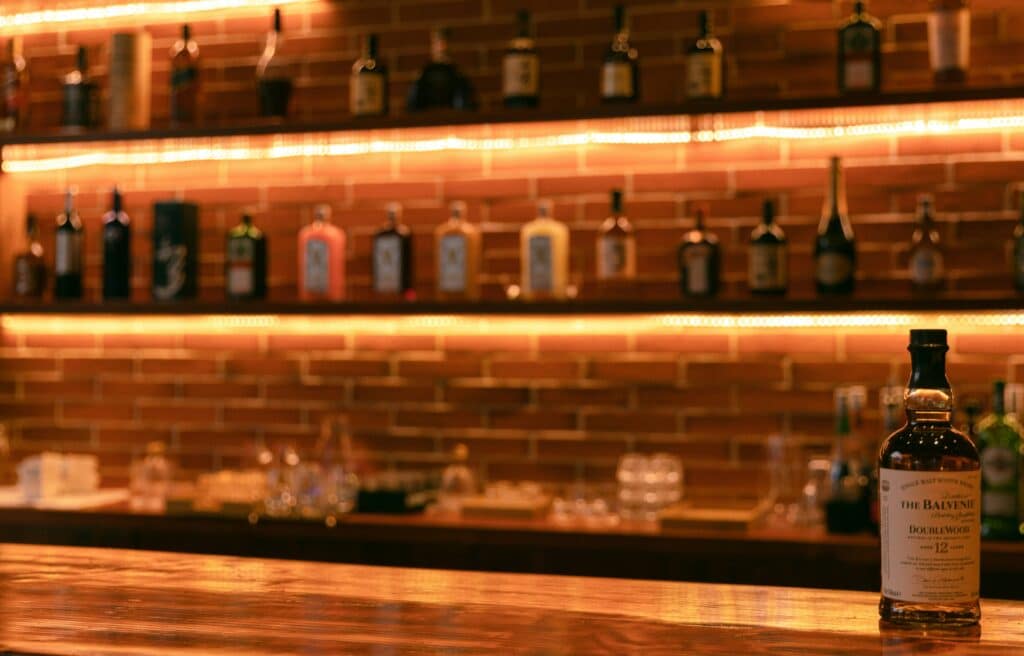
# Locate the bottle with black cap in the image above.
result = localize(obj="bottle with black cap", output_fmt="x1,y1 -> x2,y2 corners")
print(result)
102,187 -> 132,300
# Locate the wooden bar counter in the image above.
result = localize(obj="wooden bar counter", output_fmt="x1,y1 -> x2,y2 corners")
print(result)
0,542 -> 1020,655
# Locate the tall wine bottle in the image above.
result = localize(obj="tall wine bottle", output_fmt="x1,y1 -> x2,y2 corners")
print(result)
814,157 -> 856,295
55,190 -> 84,300
102,187 -> 132,300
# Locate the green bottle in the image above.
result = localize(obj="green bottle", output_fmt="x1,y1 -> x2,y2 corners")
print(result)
977,381 -> 1023,539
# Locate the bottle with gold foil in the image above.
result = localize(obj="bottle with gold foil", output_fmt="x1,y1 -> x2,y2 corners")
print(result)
520,199 -> 569,300
596,189 -> 635,281
435,201 -> 481,300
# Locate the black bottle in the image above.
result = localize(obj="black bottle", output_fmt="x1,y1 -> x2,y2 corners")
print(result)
62,46 -> 95,131
814,156 -> 856,295
226,214 -> 267,300
678,206 -> 720,297
54,190 -> 84,300
748,199 -> 787,295
102,187 -> 132,300
407,28 -> 476,111
601,5 -> 639,102
257,8 -> 292,118
503,10 -> 540,108
372,203 -> 415,300
838,1 -> 882,94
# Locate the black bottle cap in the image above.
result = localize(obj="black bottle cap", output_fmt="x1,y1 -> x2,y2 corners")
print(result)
273,7 -> 282,32
242,214 -> 253,226
613,5 -> 626,32
762,199 -> 775,223
698,10 -> 711,34
182,24 -> 191,41
26,213 -> 37,234
76,45 -> 88,72
367,33 -> 379,57
695,204 -> 708,229
854,1 -> 865,13
610,189 -> 623,214
908,329 -> 947,348
112,187 -> 122,213
516,9 -> 531,37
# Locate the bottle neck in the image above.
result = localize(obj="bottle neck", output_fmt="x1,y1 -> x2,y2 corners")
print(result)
854,1 -> 865,16
821,159 -> 849,232
993,384 -> 1006,416
517,12 -> 531,39
431,33 -> 449,62
905,347 -> 953,424
695,211 -> 706,231
698,12 -> 711,38
76,48 -> 88,77
610,192 -> 623,215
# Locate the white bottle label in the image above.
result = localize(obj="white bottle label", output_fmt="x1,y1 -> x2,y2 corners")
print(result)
879,468 -> 980,604
684,244 -> 711,295
842,25 -> 876,89
816,252 -> 852,285
503,52 -> 539,97
528,234 -> 553,293
686,52 -> 721,98
601,61 -> 633,98
350,72 -> 384,116
749,243 -> 786,290
304,238 -> 329,295
844,60 -> 874,89
55,231 -> 81,275
227,238 -> 254,296
373,234 -> 402,293
928,9 -> 970,72
438,234 -> 467,293
910,248 -> 944,285
598,234 -> 627,278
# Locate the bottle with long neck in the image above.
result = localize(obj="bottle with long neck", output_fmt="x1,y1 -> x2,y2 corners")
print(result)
13,214 -> 45,298
601,4 -> 639,102
909,194 -> 944,292
596,189 -> 636,280
748,198 -> 787,295
879,329 -> 980,626
102,187 -> 132,300
1014,191 -> 1024,293
976,381 -> 1023,539
62,46 -> 95,131
838,0 -> 882,94
503,10 -> 540,108
1,36 -> 28,132
170,24 -> 200,126
55,190 -> 84,300
257,8 -> 292,118
350,34 -> 388,117
815,156 -> 856,295
407,28 -> 476,111
686,10 -> 723,100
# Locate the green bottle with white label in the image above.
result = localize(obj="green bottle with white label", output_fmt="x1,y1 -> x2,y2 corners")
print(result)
977,380 -> 1023,539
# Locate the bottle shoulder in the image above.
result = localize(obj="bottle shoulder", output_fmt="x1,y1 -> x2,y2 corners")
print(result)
751,224 -> 785,243
879,423 -> 980,468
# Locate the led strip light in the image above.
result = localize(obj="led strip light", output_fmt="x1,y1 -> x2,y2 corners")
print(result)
0,0 -> 310,31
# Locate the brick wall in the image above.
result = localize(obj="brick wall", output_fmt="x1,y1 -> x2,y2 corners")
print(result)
2,0 -> 1024,496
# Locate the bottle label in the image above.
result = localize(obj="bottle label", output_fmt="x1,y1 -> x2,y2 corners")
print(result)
153,237 -> 187,300
684,244 -> 711,295
749,243 -> 786,290
598,234 -> 628,278
304,238 -> 330,295
910,248 -> 944,285
438,234 -> 467,293
14,258 -> 35,296
373,234 -> 402,293
503,52 -> 539,97
601,61 -> 633,98
55,231 -> 81,275
816,252 -> 853,285
842,25 -> 876,90
928,9 -> 969,72
528,234 -> 554,292
879,468 -> 980,604
844,60 -> 874,90
980,445 -> 1016,487
686,52 -> 722,98
227,238 -> 254,296
350,72 -> 385,116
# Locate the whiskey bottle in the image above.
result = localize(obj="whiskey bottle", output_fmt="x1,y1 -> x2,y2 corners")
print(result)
170,24 -> 200,126
929,0 -> 969,85
226,214 -> 267,300
407,28 -> 477,111
102,187 -> 132,300
12,214 -> 46,298
879,329 -> 980,626
1014,192 -> 1024,293
686,10 -> 723,100
976,381 -> 1022,539
826,389 -> 869,533
503,10 -> 540,109
298,204 -> 346,302
815,156 -> 856,295
838,1 -> 882,94
678,205 -> 720,297
601,5 -> 639,103
435,201 -> 481,300
908,194 -> 945,292
257,8 -> 292,118
152,201 -> 199,301
748,199 -> 787,295
373,203 -> 415,299
350,34 -> 388,118
55,190 -> 84,300
1,36 -> 28,132
596,189 -> 635,280
521,199 -> 569,300
62,46 -> 96,131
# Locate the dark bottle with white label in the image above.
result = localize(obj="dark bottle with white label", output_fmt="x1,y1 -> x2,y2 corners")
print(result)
908,194 -> 944,293
678,206 -> 720,297
596,189 -> 635,281
257,8 -> 292,118
170,24 -> 200,126
350,34 -> 388,118
686,10 -> 723,100
503,10 -> 540,108
601,5 -> 638,103
372,203 -> 414,300
879,329 -> 980,627
748,199 -> 787,295
976,381 -> 1022,540
838,1 -> 882,94
54,190 -> 84,300
226,214 -> 267,300
102,187 -> 132,300
1014,192 -> 1024,293
12,214 -> 46,298
152,201 -> 199,301
62,46 -> 96,131
815,156 -> 856,295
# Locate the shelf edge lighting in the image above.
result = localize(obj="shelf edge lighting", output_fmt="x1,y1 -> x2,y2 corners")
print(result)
0,0 -> 311,31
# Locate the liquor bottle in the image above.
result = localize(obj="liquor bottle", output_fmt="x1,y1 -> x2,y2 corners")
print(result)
838,1 -> 882,94
963,399 -> 982,440
435,200 -> 481,300
152,201 -> 199,301
438,443 -> 477,514
686,10 -> 723,101
520,200 -> 569,300
748,199 -> 787,295
503,10 -> 540,109
1014,192 -> 1024,293
908,194 -> 945,292
1,36 -> 28,132
170,24 -> 200,126
601,5 -> 639,103
976,381 -> 1023,539
929,0 -> 969,85
257,8 -> 292,118
350,34 -> 388,118
678,205 -> 720,297
879,329 -> 980,626
102,187 -> 131,300
815,157 -> 856,295
226,214 -> 267,300
54,190 -> 84,300
826,389 -> 868,533
406,28 -> 477,112
596,189 -> 635,280
372,203 -> 415,299
62,46 -> 96,131
12,214 -> 45,298
298,204 -> 346,302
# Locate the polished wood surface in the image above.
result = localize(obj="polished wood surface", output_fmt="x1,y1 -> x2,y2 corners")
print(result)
0,542 -> 1020,655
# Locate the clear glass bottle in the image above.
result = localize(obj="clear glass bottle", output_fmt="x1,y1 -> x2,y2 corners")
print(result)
1014,192 -> 1024,293
976,381 -> 1022,539
435,200 -> 481,300
815,156 -> 856,295
929,0 -> 969,85
350,34 -> 388,117
170,24 -> 200,126
62,46 -> 95,131
102,187 -> 131,300
520,199 -> 569,300
373,203 -> 415,299
257,8 -> 292,118
318,415 -> 359,518
132,441 -> 171,513
503,10 -> 540,108
13,214 -> 46,299
54,189 -> 83,300
686,10 -> 723,100
838,1 -> 882,94
226,214 -> 267,300
678,205 -> 720,297
407,27 -> 477,111
908,194 -> 945,293
878,329 -> 980,626
438,443 -> 477,514
601,4 -> 639,103
298,204 -> 346,301
1,36 -> 29,132
596,189 -> 635,280
749,198 -> 787,295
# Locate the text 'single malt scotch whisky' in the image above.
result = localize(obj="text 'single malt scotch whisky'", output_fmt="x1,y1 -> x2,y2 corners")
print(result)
879,329 -> 981,626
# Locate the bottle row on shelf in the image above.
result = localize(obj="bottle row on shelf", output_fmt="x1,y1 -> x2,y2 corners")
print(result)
0,1 -> 974,132
11,157 -> 1024,303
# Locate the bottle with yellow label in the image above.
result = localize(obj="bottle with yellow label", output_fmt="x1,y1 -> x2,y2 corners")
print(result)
686,10 -> 723,100
520,200 -> 569,300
